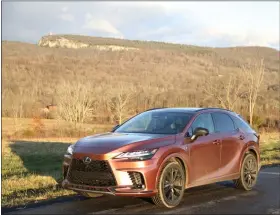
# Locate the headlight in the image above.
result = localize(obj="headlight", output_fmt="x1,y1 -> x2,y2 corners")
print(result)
66,144 -> 74,155
114,149 -> 158,160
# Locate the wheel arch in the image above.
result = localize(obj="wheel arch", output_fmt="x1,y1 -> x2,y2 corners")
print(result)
155,153 -> 189,190
246,148 -> 258,158
239,143 -> 260,172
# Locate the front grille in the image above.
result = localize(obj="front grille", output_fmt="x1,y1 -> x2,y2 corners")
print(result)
67,159 -> 116,187
128,171 -> 145,189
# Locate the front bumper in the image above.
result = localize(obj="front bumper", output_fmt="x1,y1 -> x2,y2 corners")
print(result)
62,179 -> 156,197
62,153 -> 159,197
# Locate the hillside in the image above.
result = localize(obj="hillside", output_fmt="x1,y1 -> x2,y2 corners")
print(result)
2,35 -> 280,129
37,35 -> 279,72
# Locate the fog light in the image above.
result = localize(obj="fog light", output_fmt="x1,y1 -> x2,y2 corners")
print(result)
128,172 -> 145,189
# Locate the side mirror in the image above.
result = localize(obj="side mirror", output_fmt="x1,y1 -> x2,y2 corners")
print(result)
191,127 -> 209,141
111,124 -> 120,132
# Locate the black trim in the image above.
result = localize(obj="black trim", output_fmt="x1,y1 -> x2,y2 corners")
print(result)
228,114 -> 240,131
144,107 -> 167,112
210,113 -> 217,133
128,172 -> 145,189
195,107 -> 233,112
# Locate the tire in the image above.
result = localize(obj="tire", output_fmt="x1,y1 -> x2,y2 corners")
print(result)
234,152 -> 258,191
152,161 -> 186,208
77,191 -> 104,198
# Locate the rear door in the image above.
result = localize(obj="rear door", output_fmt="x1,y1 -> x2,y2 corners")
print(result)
211,112 -> 242,176
188,113 -> 221,183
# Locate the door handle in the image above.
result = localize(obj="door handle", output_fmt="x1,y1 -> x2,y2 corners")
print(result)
239,135 -> 245,140
213,140 -> 221,145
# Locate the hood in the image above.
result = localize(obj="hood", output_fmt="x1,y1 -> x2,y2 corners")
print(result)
74,132 -> 176,154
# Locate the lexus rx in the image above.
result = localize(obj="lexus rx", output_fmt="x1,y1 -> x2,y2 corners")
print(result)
62,107 -> 260,208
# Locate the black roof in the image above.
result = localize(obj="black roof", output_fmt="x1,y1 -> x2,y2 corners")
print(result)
145,107 -> 233,113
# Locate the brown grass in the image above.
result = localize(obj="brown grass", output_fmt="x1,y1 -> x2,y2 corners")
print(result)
2,117 -> 114,139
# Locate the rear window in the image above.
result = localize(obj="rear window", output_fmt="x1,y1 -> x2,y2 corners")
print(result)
231,114 -> 254,133
212,112 -> 235,133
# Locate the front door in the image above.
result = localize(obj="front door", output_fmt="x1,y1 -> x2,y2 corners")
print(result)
188,113 -> 221,183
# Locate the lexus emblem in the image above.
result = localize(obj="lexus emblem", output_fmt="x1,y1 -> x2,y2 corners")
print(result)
83,156 -> 91,165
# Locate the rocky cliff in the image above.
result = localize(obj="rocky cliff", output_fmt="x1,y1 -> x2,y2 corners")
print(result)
38,35 -> 139,51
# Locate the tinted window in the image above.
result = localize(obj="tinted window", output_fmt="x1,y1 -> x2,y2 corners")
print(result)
189,113 -> 215,135
115,111 -> 193,134
231,115 -> 254,133
212,112 -> 235,133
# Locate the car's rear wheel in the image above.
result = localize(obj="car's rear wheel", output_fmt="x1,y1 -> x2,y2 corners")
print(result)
152,161 -> 186,208
234,152 -> 258,191
77,192 -> 104,198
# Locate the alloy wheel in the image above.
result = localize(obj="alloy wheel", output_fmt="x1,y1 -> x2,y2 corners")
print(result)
162,166 -> 184,205
243,156 -> 258,189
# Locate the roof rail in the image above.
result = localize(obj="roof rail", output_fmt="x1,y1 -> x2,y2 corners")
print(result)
196,107 -> 233,112
144,107 -> 166,112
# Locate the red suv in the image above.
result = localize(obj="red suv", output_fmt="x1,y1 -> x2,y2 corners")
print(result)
62,108 -> 261,208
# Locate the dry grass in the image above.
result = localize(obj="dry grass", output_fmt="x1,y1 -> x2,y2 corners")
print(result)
259,132 -> 280,165
2,117 -> 114,138
1,138 -> 76,207
259,132 -> 279,143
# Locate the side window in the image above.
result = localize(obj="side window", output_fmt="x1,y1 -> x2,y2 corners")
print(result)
188,113 -> 215,135
212,112 -> 235,133
231,115 -> 254,133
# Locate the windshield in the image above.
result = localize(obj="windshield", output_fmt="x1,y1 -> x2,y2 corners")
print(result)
115,111 -> 194,135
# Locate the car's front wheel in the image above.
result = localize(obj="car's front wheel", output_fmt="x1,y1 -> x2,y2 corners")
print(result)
234,152 -> 259,191
152,161 -> 186,208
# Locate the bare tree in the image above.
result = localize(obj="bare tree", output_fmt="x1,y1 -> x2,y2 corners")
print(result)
242,58 -> 265,126
202,70 -> 244,111
56,81 -> 96,126
108,84 -> 135,124
4,89 -> 25,133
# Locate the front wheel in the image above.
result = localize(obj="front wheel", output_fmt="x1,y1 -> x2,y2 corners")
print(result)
152,161 -> 186,208
234,153 -> 259,191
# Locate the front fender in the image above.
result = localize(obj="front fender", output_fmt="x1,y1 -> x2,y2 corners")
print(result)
155,150 -> 190,189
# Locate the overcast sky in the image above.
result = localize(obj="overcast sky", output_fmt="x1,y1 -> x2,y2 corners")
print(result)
2,1 -> 279,49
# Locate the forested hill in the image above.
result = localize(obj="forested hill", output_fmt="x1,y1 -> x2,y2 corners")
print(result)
2,35 -> 279,130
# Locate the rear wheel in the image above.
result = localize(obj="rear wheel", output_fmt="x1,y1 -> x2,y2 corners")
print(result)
234,153 -> 258,191
152,161 -> 186,208
77,192 -> 103,198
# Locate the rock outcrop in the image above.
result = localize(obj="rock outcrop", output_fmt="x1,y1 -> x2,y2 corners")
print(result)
38,35 -> 139,51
